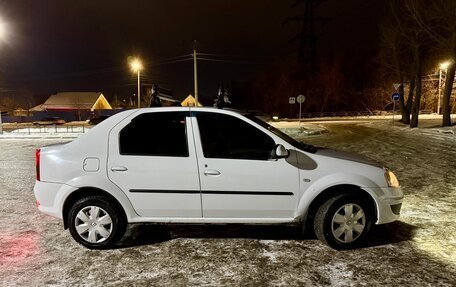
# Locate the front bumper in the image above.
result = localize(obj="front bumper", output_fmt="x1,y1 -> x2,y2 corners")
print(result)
371,186 -> 403,224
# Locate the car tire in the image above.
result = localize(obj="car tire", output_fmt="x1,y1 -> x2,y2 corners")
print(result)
314,193 -> 374,250
68,195 -> 126,249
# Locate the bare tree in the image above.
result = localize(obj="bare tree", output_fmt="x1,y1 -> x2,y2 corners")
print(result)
437,3 -> 456,127
379,0 -> 437,127
316,59 -> 346,113
379,1 -> 417,124
408,0 -> 456,126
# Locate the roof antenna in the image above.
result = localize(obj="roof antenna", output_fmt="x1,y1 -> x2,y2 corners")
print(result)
214,85 -> 231,109
149,84 -> 162,107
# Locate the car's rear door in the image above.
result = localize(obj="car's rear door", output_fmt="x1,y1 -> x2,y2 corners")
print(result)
107,110 -> 202,218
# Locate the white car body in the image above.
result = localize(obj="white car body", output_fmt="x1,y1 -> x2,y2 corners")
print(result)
33,107 -> 403,248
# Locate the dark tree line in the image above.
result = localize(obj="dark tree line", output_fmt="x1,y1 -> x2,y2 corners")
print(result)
233,56 -> 387,118
232,0 -> 455,127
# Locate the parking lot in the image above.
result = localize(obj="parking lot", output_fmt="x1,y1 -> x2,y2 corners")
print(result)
1,121 -> 456,286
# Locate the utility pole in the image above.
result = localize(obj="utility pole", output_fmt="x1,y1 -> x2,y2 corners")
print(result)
128,57 -> 143,109
437,68 -> 442,114
193,40 -> 199,105
284,0 -> 327,75
137,69 -> 141,109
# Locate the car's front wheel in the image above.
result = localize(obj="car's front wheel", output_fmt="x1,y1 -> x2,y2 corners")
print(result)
68,196 -> 126,249
314,193 -> 374,250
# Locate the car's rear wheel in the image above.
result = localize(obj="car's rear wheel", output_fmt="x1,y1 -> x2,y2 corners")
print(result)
68,196 -> 126,249
314,193 -> 374,250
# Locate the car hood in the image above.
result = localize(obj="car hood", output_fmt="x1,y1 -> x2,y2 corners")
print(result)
315,148 -> 383,168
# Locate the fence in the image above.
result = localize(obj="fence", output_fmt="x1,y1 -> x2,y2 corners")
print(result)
299,111 -> 374,118
298,109 -> 435,118
0,109 -> 124,123
1,123 -> 90,135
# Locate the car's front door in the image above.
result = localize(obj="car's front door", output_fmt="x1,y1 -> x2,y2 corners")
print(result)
192,112 -> 299,219
107,110 -> 202,218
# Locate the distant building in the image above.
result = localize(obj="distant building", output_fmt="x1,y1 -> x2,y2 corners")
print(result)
181,94 -> 203,107
30,92 -> 112,111
27,92 -> 113,122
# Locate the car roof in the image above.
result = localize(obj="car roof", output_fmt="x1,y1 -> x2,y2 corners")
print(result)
128,106 -> 245,116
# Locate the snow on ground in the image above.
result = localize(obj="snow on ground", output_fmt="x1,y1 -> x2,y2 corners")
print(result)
299,120 -> 456,267
1,119 -> 456,286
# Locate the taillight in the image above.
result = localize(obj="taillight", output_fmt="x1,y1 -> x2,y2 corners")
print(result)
35,149 -> 41,181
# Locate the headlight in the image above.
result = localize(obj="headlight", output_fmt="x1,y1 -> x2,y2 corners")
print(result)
384,169 -> 400,187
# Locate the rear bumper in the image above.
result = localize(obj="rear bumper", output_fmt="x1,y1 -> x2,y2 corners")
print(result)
33,181 -> 73,219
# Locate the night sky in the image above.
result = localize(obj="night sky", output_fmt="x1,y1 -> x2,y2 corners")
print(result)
0,0 -> 383,104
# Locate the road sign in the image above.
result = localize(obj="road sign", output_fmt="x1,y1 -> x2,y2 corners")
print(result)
393,83 -> 402,90
391,92 -> 400,101
289,97 -> 296,104
297,94 -> 305,123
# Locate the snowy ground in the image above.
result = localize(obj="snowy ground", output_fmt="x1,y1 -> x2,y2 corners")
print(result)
1,119 -> 456,286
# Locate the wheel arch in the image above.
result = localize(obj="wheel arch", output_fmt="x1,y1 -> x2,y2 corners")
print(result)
299,184 -> 378,233
62,187 -> 127,229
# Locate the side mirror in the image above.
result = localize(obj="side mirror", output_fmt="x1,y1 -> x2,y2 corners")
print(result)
271,144 -> 290,159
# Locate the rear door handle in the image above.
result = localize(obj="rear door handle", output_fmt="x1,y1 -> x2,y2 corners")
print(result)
204,169 -> 221,176
111,166 -> 128,172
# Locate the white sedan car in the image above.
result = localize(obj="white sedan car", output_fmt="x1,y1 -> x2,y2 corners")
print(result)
33,107 -> 403,249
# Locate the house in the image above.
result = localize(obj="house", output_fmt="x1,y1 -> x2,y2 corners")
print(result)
30,92 -> 112,111
29,92 -> 113,122
181,94 -> 203,107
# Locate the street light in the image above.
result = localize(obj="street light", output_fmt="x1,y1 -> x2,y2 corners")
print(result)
0,18 -> 8,135
129,58 -> 143,108
0,21 -> 6,40
437,61 -> 452,114
440,61 -> 451,70
0,17 -> 9,42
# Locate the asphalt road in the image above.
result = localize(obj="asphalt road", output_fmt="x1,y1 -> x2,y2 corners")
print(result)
1,122 -> 455,286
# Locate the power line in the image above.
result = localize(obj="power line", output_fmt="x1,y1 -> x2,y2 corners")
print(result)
196,57 -> 269,65
151,57 -> 193,66
197,52 -> 274,60
13,51 -> 269,82
153,54 -> 192,62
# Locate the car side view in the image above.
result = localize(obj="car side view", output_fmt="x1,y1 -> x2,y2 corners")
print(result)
33,107 -> 403,250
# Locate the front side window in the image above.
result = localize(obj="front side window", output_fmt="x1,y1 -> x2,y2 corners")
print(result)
197,112 -> 275,160
119,112 -> 188,157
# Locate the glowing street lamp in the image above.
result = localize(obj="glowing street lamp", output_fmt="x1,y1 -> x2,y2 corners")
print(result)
440,61 -> 451,70
0,17 -> 9,42
437,61 -> 452,114
129,58 -> 143,108
0,21 -> 6,40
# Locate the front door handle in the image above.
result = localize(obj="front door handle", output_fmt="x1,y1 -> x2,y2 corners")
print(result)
204,169 -> 221,176
111,166 -> 128,172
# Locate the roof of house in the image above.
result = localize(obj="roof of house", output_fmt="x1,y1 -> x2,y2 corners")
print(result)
30,92 -> 112,111
181,95 -> 203,107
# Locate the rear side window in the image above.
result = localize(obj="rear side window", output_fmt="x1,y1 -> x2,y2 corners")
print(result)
119,112 -> 188,157
197,112 -> 275,160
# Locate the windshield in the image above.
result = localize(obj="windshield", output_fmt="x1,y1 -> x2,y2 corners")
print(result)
245,114 -> 318,153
